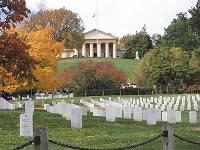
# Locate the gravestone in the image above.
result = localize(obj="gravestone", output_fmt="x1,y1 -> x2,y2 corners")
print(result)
194,105 -> 198,111
187,104 -> 191,111
162,111 -> 167,122
81,107 -> 88,116
8,103 -> 15,110
106,106 -> 116,122
167,110 -> 176,124
46,105 -> 50,112
189,111 -> 197,124
176,111 -> 181,123
25,101 -> 34,114
63,104 -> 76,120
71,108 -> 82,128
156,109 -> 161,122
198,101 -> 200,111
142,109 -> 147,121
57,102 -> 65,115
123,106 -> 132,119
115,106 -> 123,118
43,104 -> 50,110
15,102 -> 22,109
0,98 -> 7,109
180,105 -> 185,111
93,108 -> 105,117
147,108 -> 157,125
133,108 -> 143,121
20,113 -> 33,137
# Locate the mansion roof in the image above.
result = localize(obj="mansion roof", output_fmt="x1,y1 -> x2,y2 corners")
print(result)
84,28 -> 118,40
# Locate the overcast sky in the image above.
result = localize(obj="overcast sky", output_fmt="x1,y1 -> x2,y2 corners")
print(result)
26,0 -> 197,38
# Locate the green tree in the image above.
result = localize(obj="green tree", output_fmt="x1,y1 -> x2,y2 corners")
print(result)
118,34 -> 131,49
23,7 -> 85,50
158,13 -> 198,53
135,47 -> 196,93
189,0 -> 200,44
123,25 -> 153,59
189,49 -> 200,85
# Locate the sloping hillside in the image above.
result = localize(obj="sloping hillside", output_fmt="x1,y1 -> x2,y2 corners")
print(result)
58,58 -> 139,82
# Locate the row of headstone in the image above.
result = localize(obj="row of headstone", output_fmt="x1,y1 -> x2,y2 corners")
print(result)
45,101 -> 84,128
36,93 -> 74,100
84,98 -> 199,125
91,94 -> 200,112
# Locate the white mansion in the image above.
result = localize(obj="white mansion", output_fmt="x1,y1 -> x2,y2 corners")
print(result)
60,29 -> 125,58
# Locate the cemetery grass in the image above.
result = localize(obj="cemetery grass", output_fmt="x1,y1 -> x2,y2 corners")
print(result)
58,58 -> 139,81
0,109 -> 199,150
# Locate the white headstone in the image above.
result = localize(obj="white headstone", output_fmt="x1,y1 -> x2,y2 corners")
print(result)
93,108 -> 105,117
167,110 -> 176,124
106,106 -> 116,122
156,109 -> 162,122
0,98 -> 8,109
20,113 -> 33,137
25,101 -> 34,114
133,108 -> 143,121
180,105 -> 185,111
71,108 -> 82,128
189,111 -> 197,124
162,111 -> 167,122
115,106 -> 123,118
147,108 -> 157,125
142,109 -> 147,121
176,111 -> 181,123
123,106 -> 132,119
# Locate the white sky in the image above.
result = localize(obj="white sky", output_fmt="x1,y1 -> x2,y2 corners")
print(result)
26,0 -> 197,38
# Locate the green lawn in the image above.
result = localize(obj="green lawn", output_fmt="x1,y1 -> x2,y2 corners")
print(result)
0,96 -> 200,150
57,58 -> 139,82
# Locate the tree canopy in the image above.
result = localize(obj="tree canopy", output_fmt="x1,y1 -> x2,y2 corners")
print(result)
135,47 -> 199,93
0,0 -> 30,30
189,0 -> 200,44
123,25 -> 153,59
157,13 -> 198,53
0,0 -> 36,91
23,8 -> 85,50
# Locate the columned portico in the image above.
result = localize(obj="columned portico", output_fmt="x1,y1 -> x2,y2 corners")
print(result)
60,29 -> 119,58
80,29 -> 118,58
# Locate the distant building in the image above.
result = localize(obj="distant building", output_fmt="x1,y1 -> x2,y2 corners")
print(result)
60,28 -> 121,58
117,48 -> 126,58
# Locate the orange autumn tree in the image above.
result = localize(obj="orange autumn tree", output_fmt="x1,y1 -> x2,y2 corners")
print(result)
6,27 -> 64,92
26,27 -> 64,91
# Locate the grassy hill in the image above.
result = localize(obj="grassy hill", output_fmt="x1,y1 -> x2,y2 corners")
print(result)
58,58 -> 139,82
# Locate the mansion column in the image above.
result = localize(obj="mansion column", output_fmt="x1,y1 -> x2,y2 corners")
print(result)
74,49 -> 78,57
90,43 -> 94,57
105,43 -> 109,58
82,44 -> 86,57
97,43 -> 101,57
113,43 -> 117,58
